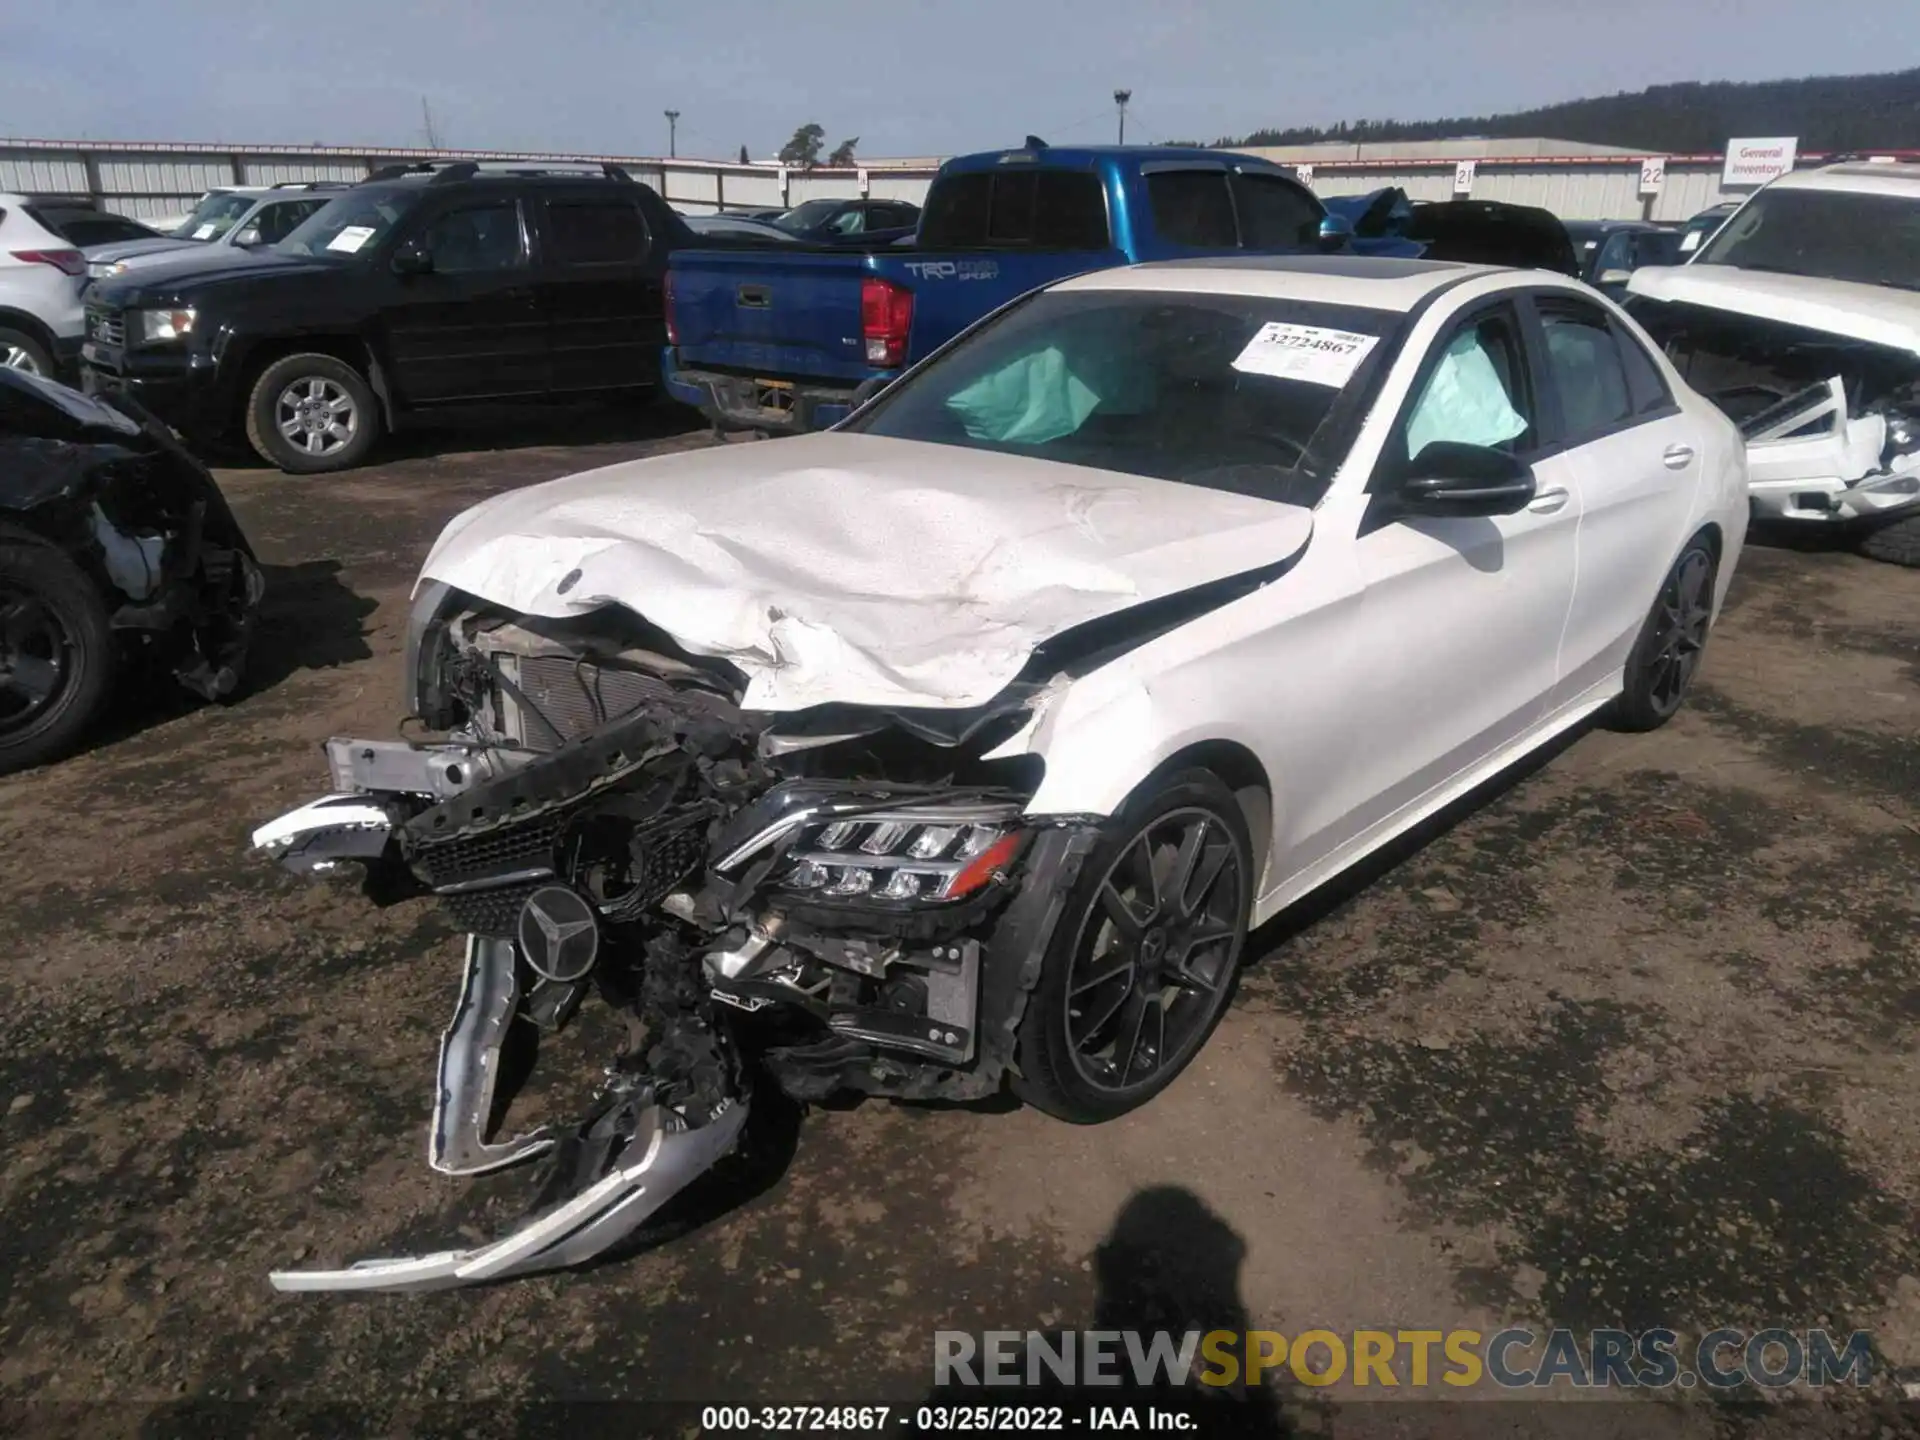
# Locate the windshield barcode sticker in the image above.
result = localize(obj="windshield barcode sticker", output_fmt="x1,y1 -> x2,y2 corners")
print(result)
326,225 -> 377,254
1233,322 -> 1380,387
193,223 -> 218,240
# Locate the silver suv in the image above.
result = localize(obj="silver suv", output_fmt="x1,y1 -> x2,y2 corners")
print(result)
0,195 -> 156,376
84,183 -> 347,282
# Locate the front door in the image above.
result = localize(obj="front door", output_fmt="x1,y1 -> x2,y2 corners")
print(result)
382,197 -> 547,403
535,192 -> 660,393
1332,299 -> 1584,848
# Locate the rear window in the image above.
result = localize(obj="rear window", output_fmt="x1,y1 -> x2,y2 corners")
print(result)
844,288 -> 1399,505
918,169 -> 1109,250
32,209 -> 155,247
544,198 -> 650,264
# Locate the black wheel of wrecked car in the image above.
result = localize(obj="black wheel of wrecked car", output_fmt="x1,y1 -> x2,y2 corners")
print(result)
0,540 -> 115,775
1013,769 -> 1252,1124
244,353 -> 381,475
1608,533 -> 1718,734
1859,514 -> 1920,569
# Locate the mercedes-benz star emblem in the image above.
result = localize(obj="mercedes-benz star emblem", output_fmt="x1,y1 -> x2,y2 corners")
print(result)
516,885 -> 600,984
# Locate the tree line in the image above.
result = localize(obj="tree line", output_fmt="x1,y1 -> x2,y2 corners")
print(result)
1182,67 -> 1920,154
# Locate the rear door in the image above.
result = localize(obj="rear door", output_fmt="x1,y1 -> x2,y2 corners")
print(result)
533,189 -> 660,392
381,194 -> 547,403
1524,289 -> 1700,707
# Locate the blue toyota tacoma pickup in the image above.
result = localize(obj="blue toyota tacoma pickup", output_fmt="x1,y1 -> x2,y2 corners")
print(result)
662,142 -> 1345,433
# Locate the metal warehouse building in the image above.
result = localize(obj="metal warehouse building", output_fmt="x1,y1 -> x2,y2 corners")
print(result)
2,133 -> 1905,223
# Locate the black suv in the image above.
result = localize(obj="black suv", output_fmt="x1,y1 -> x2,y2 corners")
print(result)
79,162 -> 688,474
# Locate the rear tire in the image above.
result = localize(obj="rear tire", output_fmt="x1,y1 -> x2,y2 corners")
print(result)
244,353 -> 381,474
0,541 -> 115,776
1859,514 -> 1920,569
1608,535 -> 1718,733
1012,769 -> 1253,1124
0,326 -> 55,380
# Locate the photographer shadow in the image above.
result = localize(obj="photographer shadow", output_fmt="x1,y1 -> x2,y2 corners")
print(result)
912,1185 -> 1299,1438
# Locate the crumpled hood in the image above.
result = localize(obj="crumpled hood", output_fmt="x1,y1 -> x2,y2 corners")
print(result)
1629,264 -> 1920,355
419,433 -> 1314,712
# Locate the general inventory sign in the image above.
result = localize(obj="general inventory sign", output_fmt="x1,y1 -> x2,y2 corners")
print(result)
1723,138 -> 1797,187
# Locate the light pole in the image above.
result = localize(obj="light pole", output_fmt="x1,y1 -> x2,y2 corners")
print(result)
1114,89 -> 1131,145
664,110 -> 680,159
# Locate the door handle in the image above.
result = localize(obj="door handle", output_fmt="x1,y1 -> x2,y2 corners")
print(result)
1663,443 -> 1696,469
1527,485 -> 1571,514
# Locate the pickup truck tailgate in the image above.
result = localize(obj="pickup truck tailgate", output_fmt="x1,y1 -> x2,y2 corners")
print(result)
671,248 -> 874,385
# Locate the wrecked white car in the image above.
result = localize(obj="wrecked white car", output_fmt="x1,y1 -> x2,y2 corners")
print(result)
254,257 -> 1748,1292
1627,162 -> 1920,567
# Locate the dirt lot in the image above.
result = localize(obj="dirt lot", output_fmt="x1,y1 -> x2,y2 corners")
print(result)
1,405 -> 1917,1437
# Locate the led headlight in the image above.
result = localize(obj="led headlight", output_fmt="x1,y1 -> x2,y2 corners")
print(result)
778,812 -> 1022,904
89,259 -> 128,280
137,307 -> 197,343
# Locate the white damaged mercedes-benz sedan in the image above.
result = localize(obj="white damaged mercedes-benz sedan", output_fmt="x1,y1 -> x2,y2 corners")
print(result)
253,256 -> 1749,1292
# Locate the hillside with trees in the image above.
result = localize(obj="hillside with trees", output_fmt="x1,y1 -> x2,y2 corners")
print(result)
1206,68 -> 1920,153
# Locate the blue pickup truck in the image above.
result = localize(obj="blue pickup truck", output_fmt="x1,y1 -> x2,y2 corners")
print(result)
662,142 -> 1344,433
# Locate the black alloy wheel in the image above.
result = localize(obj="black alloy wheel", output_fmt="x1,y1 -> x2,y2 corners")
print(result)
0,542 -> 115,775
1610,535 -> 1718,733
1014,770 -> 1253,1123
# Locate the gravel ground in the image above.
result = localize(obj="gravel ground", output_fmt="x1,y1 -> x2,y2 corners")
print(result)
1,404 -> 1916,1438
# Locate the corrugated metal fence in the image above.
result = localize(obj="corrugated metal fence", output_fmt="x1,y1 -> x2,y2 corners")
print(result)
6,135 -> 1916,225
0,138 -> 939,221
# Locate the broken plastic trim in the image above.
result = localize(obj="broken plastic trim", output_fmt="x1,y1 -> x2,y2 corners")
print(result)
269,1094 -> 748,1294
430,936 -> 556,1175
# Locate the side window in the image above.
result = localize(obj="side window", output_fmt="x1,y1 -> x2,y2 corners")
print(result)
1403,309 -> 1536,463
1537,299 -> 1634,442
419,201 -> 524,272
1146,170 -> 1237,248
1232,172 -> 1321,248
544,198 -> 649,265
1594,231 -> 1636,278
255,199 -> 323,243
1612,319 -> 1676,416
827,207 -> 865,235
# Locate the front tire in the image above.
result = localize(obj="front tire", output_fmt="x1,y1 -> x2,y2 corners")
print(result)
244,353 -> 381,474
1859,514 -> 1920,569
1609,535 -> 1718,733
0,541 -> 116,776
1012,769 -> 1253,1124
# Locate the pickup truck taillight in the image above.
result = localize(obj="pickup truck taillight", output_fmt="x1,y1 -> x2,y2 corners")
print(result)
860,277 -> 913,368
11,248 -> 87,277
664,270 -> 678,346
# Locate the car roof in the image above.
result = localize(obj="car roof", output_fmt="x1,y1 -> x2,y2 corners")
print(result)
1770,162 -> 1920,198
940,144 -> 1293,175
1056,255 -> 1496,312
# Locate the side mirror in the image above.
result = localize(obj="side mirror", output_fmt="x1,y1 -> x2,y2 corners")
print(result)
392,240 -> 433,276
1317,212 -> 1356,253
1596,267 -> 1633,288
1397,442 -> 1536,517
232,225 -> 264,248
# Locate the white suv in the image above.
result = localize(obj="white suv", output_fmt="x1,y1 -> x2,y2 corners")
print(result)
0,195 -> 153,377
1627,162 -> 1920,566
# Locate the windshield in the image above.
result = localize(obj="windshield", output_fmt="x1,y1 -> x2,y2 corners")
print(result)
274,190 -> 421,258
773,200 -> 843,234
171,192 -> 255,241
1696,188 -> 1920,290
844,289 -> 1400,503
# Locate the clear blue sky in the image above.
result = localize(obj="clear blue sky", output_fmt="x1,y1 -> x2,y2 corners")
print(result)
4,0 -> 1916,159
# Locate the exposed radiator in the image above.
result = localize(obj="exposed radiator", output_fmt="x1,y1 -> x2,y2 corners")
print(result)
496,654 -> 676,749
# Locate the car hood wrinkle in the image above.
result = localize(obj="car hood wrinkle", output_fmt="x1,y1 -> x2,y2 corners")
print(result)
419,433 -> 1314,712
